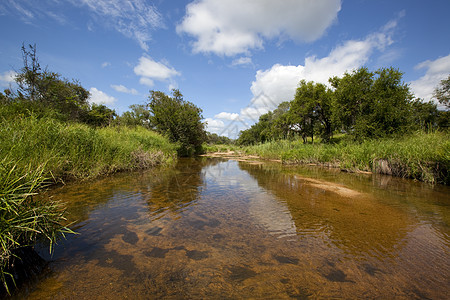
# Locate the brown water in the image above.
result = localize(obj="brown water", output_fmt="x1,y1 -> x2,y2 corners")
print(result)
16,158 -> 450,299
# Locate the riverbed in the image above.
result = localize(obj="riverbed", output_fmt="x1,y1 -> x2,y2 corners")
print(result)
16,157 -> 450,299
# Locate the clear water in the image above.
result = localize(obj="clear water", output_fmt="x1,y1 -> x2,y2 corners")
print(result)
17,158 -> 450,299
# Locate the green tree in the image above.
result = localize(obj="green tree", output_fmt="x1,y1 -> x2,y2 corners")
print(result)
289,80 -> 332,143
330,67 -> 374,137
433,75 -> 450,109
147,89 -> 206,156
117,104 -> 151,127
13,44 -> 90,121
331,67 -> 413,139
410,99 -> 439,131
83,103 -> 116,127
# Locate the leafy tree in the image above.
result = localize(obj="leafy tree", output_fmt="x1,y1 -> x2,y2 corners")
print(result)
331,67 -> 413,139
289,80 -> 333,143
433,75 -> 450,109
369,67 -> 413,136
330,67 -> 374,137
147,89 -> 206,156
13,44 -> 90,121
410,99 -> 439,131
206,132 -> 233,144
117,104 -> 151,128
83,103 -> 116,127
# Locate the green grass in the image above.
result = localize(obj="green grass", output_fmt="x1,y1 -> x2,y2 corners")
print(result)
0,160 -> 74,294
0,114 -> 178,293
0,115 -> 177,181
243,131 -> 450,184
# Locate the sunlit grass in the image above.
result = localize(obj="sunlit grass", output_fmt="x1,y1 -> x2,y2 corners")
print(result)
0,160 -> 74,294
243,131 -> 450,184
0,114 -> 178,293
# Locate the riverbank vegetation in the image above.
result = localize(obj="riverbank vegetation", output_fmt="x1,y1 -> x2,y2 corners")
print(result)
236,68 -> 449,184
0,45 -> 194,293
242,131 -> 449,184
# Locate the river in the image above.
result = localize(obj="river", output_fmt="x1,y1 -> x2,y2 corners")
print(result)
15,157 -> 450,299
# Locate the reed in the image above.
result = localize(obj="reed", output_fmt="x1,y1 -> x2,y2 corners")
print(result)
243,131 -> 449,184
0,114 -> 177,293
0,160 -> 73,294
0,115 -> 177,181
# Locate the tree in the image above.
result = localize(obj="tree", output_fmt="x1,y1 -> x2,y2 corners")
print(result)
117,104 -> 151,128
147,89 -> 206,156
331,67 -> 414,139
330,67 -> 374,137
289,80 -> 332,143
433,75 -> 450,109
13,44 -> 90,121
83,103 -> 116,127
410,99 -> 439,131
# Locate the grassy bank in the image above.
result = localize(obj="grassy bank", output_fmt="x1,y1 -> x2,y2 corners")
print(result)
243,131 -> 450,184
0,115 -> 177,181
0,115 -> 177,293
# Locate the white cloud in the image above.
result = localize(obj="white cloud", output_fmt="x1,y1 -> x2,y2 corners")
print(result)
1,0 -> 163,51
74,0 -> 163,51
101,62 -> 111,68
111,84 -> 138,95
232,57 -> 253,67
177,0 -> 341,56
0,70 -> 16,87
409,54 -> 450,103
214,112 -> 239,120
204,117 -> 225,134
134,56 -> 180,87
89,87 -> 116,105
241,20 -> 398,120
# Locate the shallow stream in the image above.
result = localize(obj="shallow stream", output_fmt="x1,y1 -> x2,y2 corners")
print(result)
16,157 -> 450,298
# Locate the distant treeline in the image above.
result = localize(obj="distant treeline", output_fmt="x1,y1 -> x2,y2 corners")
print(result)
237,67 -> 449,145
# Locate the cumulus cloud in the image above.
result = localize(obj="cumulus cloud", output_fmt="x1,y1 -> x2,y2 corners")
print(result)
101,62 -> 111,68
177,0 -> 341,56
134,56 -> 180,87
214,112 -> 240,120
409,54 -> 450,103
111,84 -> 139,95
0,70 -> 16,87
240,20 -> 398,120
89,87 -> 116,105
204,118 -> 225,134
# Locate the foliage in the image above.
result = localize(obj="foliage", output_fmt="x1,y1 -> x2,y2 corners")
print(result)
243,131 -> 449,184
13,44 -> 91,122
116,104 -> 151,128
147,89 -> 206,156
433,75 -> 450,109
331,67 -> 414,139
239,66 -> 446,146
82,103 -> 116,127
206,132 -> 233,145
0,114 -> 176,181
0,161 -> 73,294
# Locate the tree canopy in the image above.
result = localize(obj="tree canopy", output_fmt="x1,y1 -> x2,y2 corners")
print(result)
238,66 -> 447,145
147,89 -> 206,156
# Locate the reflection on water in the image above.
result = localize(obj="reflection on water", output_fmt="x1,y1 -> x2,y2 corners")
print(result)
15,158 -> 450,299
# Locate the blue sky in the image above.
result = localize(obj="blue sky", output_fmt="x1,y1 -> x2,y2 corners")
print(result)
1,0 -> 449,138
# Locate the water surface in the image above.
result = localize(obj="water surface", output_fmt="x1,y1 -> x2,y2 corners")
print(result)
19,158 -> 450,298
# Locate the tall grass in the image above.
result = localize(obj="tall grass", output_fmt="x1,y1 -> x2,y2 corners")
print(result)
0,115 -> 177,181
0,114 -> 177,293
243,131 -> 450,184
0,160 -> 73,294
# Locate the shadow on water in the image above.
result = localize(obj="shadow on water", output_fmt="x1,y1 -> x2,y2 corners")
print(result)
10,157 -> 450,299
